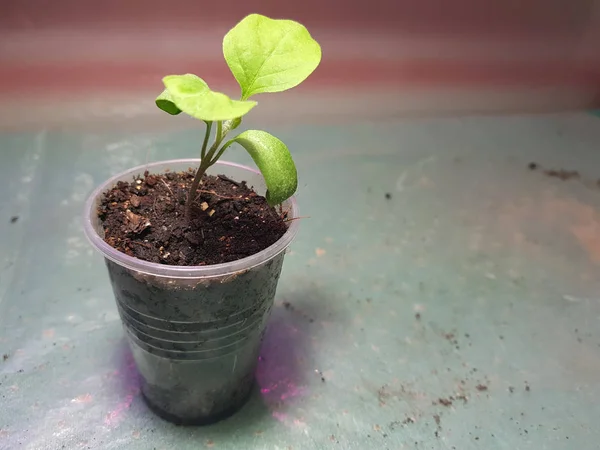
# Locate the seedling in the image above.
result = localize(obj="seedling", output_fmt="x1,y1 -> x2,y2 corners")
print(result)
156,13 -> 322,217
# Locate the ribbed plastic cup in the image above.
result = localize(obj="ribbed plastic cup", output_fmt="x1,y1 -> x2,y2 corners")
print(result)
83,159 -> 299,425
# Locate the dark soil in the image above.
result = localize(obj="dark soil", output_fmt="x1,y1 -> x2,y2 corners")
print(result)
98,169 -> 288,266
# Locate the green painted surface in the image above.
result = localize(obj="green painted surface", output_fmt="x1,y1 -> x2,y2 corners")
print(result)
2,113 -> 600,449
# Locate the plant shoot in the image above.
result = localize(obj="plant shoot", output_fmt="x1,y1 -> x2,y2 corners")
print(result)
155,14 -> 322,216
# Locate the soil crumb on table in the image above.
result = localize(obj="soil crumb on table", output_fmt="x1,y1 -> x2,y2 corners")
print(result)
98,169 -> 288,266
528,162 -> 583,182
437,397 -> 453,407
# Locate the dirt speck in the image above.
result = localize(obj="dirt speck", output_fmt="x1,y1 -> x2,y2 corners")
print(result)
528,162 -> 538,170
9,216 -> 18,224
315,369 -> 326,383
2,354 -> 8,361
456,393 -> 468,404
544,168 -> 580,181
476,384 -> 488,392
282,301 -> 314,323
385,193 -> 392,200
438,398 -> 453,407
415,313 -> 421,320
389,420 -> 401,430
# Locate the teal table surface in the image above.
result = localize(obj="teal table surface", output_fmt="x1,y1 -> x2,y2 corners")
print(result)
2,110 -> 600,450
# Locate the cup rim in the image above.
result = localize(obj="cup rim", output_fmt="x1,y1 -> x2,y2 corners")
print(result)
83,159 -> 299,279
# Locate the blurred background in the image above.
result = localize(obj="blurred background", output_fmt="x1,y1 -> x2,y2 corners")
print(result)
1,0 -> 599,129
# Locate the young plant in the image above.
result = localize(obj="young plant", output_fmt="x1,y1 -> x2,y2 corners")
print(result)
155,13 -> 322,217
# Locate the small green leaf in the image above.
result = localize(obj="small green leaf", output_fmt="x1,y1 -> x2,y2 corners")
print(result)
227,130 -> 297,205
223,14 -> 322,100
162,74 -> 257,121
155,89 -> 182,115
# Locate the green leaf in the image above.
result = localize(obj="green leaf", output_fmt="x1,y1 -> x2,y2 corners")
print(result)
155,89 -> 182,115
227,116 -> 243,131
223,14 -> 322,100
226,130 -> 297,205
162,74 -> 257,121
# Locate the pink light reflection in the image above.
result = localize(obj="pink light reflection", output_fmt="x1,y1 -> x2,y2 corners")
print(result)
104,344 -> 141,427
255,316 -> 311,409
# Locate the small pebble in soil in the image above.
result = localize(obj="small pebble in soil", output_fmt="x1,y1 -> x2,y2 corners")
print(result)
9,216 -> 18,224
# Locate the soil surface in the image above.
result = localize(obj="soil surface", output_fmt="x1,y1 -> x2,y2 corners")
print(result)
98,168 -> 288,266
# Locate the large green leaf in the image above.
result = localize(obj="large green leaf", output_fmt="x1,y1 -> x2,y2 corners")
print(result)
223,14 -> 322,100
161,74 -> 257,121
225,130 -> 297,205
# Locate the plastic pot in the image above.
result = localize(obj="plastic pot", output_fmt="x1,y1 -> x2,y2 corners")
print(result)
83,159 -> 299,425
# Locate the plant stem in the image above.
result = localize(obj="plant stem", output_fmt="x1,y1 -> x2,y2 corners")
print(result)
204,120 -> 233,163
210,139 -> 235,165
185,119 -> 238,220
185,158 -> 211,219
200,121 -> 212,160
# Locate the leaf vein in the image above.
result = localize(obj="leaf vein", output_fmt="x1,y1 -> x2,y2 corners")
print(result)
245,29 -> 293,97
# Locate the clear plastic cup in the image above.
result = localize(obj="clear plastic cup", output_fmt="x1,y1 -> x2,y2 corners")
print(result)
83,159 -> 299,425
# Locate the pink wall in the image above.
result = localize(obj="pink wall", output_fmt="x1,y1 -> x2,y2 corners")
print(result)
1,0 -> 599,117
1,0 -> 597,36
